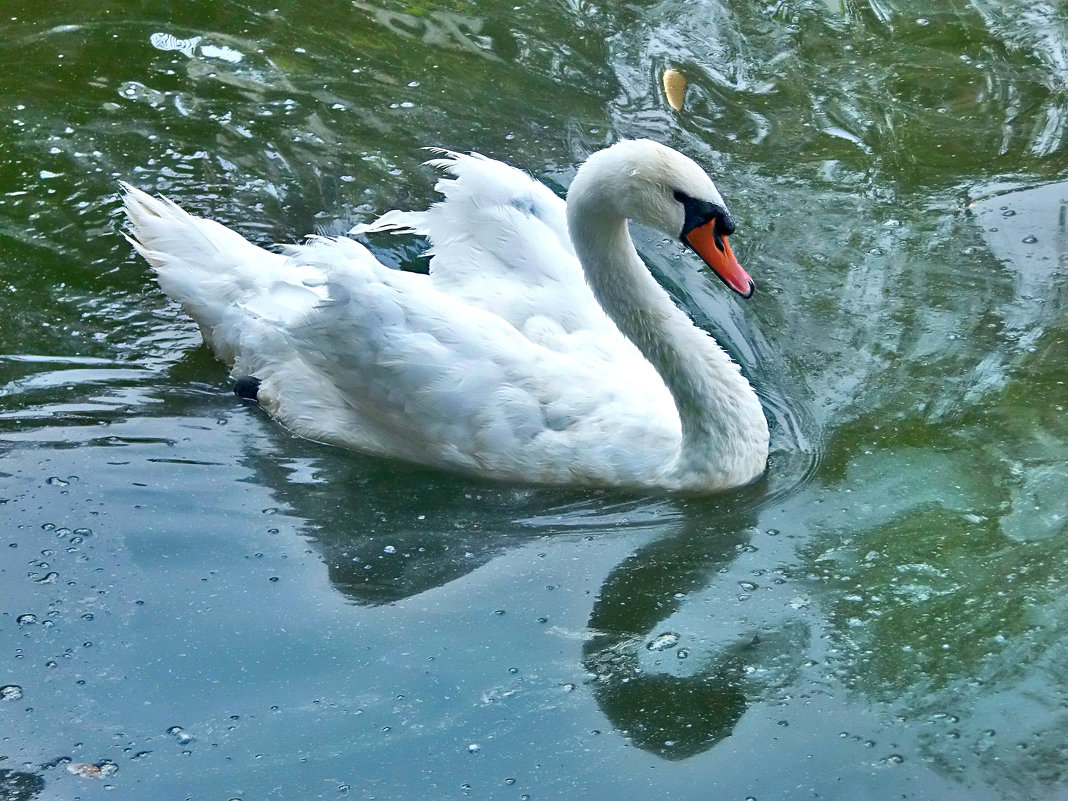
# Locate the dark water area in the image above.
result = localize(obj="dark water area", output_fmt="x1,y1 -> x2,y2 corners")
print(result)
1,1 -> 1067,798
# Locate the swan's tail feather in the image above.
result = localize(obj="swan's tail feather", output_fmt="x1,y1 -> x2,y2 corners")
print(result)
120,182 -> 284,358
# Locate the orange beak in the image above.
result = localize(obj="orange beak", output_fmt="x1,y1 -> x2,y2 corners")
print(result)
684,219 -> 754,298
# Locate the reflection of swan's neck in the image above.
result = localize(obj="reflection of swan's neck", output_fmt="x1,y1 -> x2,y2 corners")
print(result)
567,181 -> 768,488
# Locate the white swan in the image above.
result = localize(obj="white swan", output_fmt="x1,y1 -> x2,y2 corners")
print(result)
122,139 -> 769,492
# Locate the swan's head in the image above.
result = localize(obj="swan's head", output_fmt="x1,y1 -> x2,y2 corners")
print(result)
570,139 -> 754,297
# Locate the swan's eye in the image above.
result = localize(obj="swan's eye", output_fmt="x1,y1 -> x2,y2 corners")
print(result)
673,190 -> 735,241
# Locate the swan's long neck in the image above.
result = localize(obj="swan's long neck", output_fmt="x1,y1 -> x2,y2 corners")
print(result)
567,181 -> 768,489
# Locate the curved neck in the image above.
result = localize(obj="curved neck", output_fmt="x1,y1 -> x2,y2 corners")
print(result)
566,186 -> 768,488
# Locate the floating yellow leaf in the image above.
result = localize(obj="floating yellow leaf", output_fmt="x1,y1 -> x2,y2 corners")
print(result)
662,68 -> 687,111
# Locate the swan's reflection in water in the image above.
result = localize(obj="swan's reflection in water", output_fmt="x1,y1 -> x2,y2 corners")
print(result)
0,769 -> 45,801
582,493 -> 808,759
246,431 -> 810,760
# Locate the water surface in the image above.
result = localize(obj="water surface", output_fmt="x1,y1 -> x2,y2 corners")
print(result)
1,1 -> 1067,798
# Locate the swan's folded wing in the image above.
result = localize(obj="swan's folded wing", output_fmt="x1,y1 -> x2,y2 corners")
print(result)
246,247 -> 675,484
353,151 -> 614,337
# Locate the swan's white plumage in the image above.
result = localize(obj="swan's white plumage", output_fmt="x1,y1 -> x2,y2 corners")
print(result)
122,140 -> 769,491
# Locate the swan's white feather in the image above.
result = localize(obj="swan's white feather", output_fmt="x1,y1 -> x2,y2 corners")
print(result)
122,179 -> 677,487
353,151 -> 617,342
121,141 -> 768,491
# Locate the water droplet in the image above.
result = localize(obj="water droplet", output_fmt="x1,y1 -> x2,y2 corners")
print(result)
1022,235 -> 1038,244
883,753 -> 905,764
562,683 -> 575,692
68,763 -> 103,778
739,581 -> 758,592
647,632 -> 679,651
1001,209 -> 1016,217
168,726 -> 194,745
1,685 -> 23,701
504,778 -> 516,785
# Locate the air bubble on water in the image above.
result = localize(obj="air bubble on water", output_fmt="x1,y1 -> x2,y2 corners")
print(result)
647,632 -> 679,651
35,572 -> 59,584
46,476 -> 70,486
383,545 -> 396,554
1022,235 -> 1038,244
676,649 -> 689,659
1,685 -> 23,701
467,743 -> 480,753
17,614 -> 37,625
168,726 -> 194,745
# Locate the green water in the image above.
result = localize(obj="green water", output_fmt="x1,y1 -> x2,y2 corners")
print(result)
1,1 -> 1067,798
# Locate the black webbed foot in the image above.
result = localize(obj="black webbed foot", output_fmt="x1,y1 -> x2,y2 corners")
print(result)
233,376 -> 261,401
